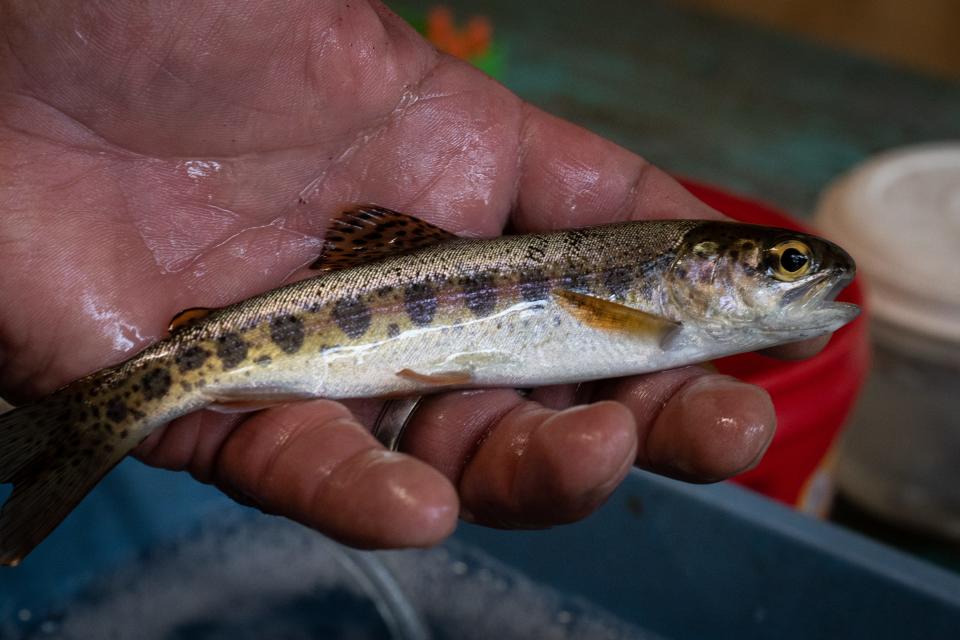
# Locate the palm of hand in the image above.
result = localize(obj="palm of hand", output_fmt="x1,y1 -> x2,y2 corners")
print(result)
1,1 -> 779,548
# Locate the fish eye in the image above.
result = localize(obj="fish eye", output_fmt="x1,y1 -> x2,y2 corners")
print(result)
767,240 -> 812,280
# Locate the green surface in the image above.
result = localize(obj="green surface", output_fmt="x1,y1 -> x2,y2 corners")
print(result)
399,0 -> 960,217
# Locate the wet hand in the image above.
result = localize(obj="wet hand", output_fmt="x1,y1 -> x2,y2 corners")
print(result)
0,0 -> 813,548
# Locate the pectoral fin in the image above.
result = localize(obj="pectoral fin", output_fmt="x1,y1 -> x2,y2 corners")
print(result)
554,289 -> 681,347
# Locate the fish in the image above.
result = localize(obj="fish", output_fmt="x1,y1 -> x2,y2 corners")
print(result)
0,206 -> 859,565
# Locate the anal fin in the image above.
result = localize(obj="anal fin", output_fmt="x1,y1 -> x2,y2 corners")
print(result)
554,289 -> 681,347
205,389 -> 316,414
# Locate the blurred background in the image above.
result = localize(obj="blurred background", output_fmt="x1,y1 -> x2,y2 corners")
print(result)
677,0 -> 960,80
3,1 -> 960,638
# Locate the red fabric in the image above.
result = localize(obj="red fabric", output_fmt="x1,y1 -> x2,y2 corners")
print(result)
679,180 -> 870,506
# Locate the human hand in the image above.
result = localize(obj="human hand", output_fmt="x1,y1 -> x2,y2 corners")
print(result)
0,0 -> 815,548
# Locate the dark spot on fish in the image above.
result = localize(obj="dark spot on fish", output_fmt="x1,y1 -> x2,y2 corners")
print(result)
525,241 -> 547,263
103,444 -> 115,454
270,315 -> 305,354
604,267 -> 633,300
90,405 -> 100,419
463,274 -> 497,317
564,229 -> 590,250
255,355 -> 272,366
216,333 -> 248,369
404,282 -> 438,326
387,323 -> 400,338
729,249 -> 739,260
519,270 -> 550,302
675,267 -> 687,279
119,429 -> 129,438
176,345 -> 210,372
142,368 -> 172,400
131,384 -> 140,392
105,398 -> 127,423
180,381 -> 193,392
332,297 -> 371,339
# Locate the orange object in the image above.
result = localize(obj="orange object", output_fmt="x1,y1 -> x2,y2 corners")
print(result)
426,6 -> 492,60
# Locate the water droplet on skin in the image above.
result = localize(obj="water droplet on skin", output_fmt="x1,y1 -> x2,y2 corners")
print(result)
80,291 -> 146,353
181,160 -> 222,180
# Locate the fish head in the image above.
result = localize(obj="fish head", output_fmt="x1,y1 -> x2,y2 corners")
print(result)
666,222 -> 859,341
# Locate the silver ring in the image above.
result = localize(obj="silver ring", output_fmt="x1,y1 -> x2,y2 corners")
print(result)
371,396 -> 424,451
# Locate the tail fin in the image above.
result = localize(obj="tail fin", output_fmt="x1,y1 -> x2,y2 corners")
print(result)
0,392 -> 131,566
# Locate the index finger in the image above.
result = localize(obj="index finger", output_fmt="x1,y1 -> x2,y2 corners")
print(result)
510,106 -> 723,231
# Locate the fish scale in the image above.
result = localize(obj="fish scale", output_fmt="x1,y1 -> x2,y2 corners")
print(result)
0,206 -> 858,565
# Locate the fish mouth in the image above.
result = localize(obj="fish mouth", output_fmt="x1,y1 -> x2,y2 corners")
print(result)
762,270 -> 860,336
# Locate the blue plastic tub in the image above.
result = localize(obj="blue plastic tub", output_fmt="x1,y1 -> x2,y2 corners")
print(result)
3,461 -> 959,639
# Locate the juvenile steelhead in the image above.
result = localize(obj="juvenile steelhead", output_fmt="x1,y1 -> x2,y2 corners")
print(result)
0,206 -> 858,565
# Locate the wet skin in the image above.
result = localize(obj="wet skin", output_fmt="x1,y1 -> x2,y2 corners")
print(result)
0,0 -> 824,548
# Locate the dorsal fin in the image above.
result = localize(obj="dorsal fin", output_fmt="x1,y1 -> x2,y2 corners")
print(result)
310,205 -> 458,272
168,307 -> 213,333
